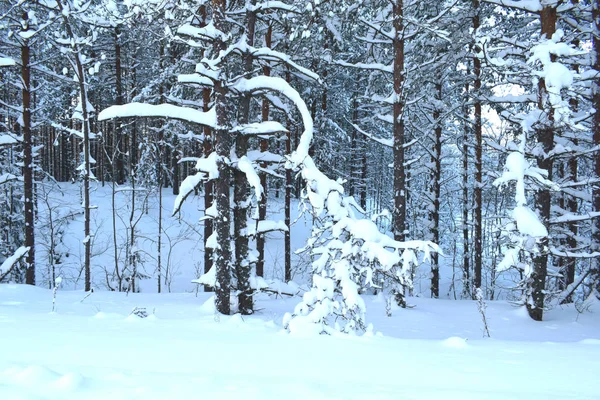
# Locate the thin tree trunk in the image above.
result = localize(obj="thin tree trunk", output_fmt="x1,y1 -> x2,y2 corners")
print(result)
592,0 -> 600,295
129,174 -> 137,292
256,23 -> 272,279
284,55 -> 292,283
213,0 -> 231,315
392,0 -> 406,243
349,97 -> 358,198
114,27 -> 125,184
472,0 -> 483,296
55,2 -> 95,291
198,5 -> 214,291
233,5 -> 257,315
430,82 -> 442,298
21,21 -> 35,285
462,73 -> 471,298
529,5 -> 557,321
562,88 -> 579,302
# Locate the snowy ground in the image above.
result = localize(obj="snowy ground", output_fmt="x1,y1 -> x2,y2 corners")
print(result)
1,284 -> 599,399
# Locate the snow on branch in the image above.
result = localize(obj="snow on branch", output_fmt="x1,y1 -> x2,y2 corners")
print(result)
248,1 -> 298,13
173,153 -> 220,216
482,0 -> 542,12
246,150 -> 284,164
349,122 -> 392,147
0,246 -> 29,280
178,73 -> 214,87
242,43 -> 320,82
550,211 -> 600,225
232,76 -> 313,166
177,22 -> 229,42
0,134 -> 19,145
0,57 -> 16,67
0,173 -> 19,185
98,103 -> 217,127
246,220 -> 289,237
232,121 -> 287,136
336,60 -> 393,74
51,122 -> 98,140
236,156 -> 263,201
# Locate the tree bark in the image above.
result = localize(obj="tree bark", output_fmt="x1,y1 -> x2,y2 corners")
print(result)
114,27 -> 125,184
284,53 -> 292,283
592,0 -> 600,295
199,5 -> 215,291
233,5 -> 257,315
256,23 -> 272,279
213,0 -> 231,315
472,0 -> 483,297
462,73 -> 471,298
21,18 -> 35,285
430,82 -> 442,298
529,5 -> 557,321
392,0 -> 406,243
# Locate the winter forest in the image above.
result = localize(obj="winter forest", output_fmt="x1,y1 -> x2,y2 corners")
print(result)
1,0 -> 599,398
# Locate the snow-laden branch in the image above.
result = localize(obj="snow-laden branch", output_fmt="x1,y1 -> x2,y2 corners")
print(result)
51,122 -> 98,140
232,76 -> 313,166
178,74 -> 214,87
173,153 -> 220,216
482,0 -> 543,12
177,22 -> 229,42
0,173 -> 19,185
0,57 -> 15,67
237,156 -> 262,201
349,122 -> 392,147
232,121 -> 287,136
197,35 -> 320,83
98,103 -> 217,127
550,211 -> 600,224
0,134 -> 19,145
336,60 -> 393,74
0,246 -> 29,279
246,220 -> 289,237
249,1 -> 297,13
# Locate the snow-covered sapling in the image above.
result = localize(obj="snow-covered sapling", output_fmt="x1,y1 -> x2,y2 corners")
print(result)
52,276 -> 62,312
475,288 -> 490,338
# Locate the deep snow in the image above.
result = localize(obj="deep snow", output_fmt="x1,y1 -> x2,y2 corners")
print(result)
0,284 -> 599,399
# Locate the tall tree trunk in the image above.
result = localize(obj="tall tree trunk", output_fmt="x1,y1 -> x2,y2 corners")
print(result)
472,0 -> 483,297
256,23 -> 272,279
392,0 -> 406,243
430,82 -> 442,298
359,96 -> 368,209
529,5 -> 557,321
592,0 -> 600,295
562,86 -> 579,302
284,52 -> 292,283
21,21 -> 35,285
198,5 -> 214,291
233,6 -> 257,315
55,1 -> 94,291
462,72 -> 471,298
349,96 -> 358,198
114,27 -> 125,184
213,0 -> 231,315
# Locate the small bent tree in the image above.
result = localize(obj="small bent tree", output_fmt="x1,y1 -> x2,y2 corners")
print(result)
283,132 -> 439,334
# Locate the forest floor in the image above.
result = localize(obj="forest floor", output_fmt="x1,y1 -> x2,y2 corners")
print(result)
1,284 -> 599,399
